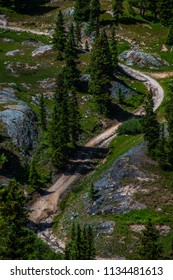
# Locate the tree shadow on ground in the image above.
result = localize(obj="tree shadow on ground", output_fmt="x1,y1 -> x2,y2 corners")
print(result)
107,102 -> 135,122
16,0 -> 58,16
119,16 -> 148,25
0,148 -> 27,183
63,146 -> 109,176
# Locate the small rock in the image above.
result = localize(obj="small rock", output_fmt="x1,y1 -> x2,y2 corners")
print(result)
22,40 -> 44,47
32,45 -> 53,57
119,50 -> 170,68
6,49 -> 24,56
62,7 -> 75,16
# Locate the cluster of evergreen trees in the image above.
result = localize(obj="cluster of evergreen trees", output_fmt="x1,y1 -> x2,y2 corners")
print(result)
65,223 -> 95,260
141,83 -> 173,170
138,219 -> 173,260
0,179 -> 63,259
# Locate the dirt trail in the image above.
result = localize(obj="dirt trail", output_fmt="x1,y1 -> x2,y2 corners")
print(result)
0,22 -> 51,36
145,71 -> 173,79
29,64 -> 164,225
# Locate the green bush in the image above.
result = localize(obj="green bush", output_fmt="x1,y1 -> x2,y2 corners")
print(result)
117,118 -> 142,135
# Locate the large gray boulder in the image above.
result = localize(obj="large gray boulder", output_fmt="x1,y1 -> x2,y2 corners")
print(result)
0,87 -> 38,150
119,50 -> 170,68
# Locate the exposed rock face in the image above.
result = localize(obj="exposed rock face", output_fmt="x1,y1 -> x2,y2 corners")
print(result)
6,49 -> 24,56
62,7 -> 75,16
0,87 -> 38,150
119,50 -> 170,68
86,143 -> 150,216
32,45 -> 53,57
110,81 -> 136,99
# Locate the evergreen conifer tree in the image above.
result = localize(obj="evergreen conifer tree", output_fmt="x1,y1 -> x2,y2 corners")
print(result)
52,10 -> 66,60
157,0 -> 173,26
65,223 -> 95,260
141,90 -> 160,157
0,179 -> 35,259
75,22 -> 82,47
85,40 -> 89,52
112,0 -> 124,25
89,30 -> 113,114
69,23 -> 76,47
74,0 -> 91,22
164,88 -> 173,167
166,25 -> 173,46
48,72 -> 69,168
139,219 -> 163,260
109,27 -> 118,72
28,158 -> 40,189
68,88 -> 81,146
87,0 -> 100,34
157,124 -> 167,169
39,93 -> 46,131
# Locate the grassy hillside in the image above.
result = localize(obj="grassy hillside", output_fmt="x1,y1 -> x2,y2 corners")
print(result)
1,0 -> 173,259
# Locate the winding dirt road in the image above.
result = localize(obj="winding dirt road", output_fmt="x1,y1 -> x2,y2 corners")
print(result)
29,64 -> 164,224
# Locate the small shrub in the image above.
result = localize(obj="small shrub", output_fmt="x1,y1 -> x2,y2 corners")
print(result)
117,118 -> 142,135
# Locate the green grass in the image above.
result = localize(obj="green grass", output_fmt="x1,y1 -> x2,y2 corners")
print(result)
52,134 -> 143,237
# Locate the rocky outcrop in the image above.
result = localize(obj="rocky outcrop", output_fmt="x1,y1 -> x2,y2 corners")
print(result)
86,143 -> 151,215
110,80 -> 137,99
0,87 -> 38,150
32,45 -> 53,57
119,50 -> 170,68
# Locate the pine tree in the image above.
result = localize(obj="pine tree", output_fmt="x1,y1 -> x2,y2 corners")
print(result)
0,179 -> 35,259
28,158 -> 40,189
74,0 -> 91,22
68,88 -> 81,146
157,0 -> 173,26
118,88 -> 124,104
166,25 -> 173,46
112,0 -> 124,25
39,93 -> 46,131
87,0 -> 100,34
65,223 -> 95,260
52,10 -> 66,60
63,32 -> 79,89
157,124 -> 167,168
75,22 -> 82,47
89,30 -> 113,114
148,0 -> 158,20
109,27 -> 118,72
164,87 -> 173,167
141,90 -> 160,157
139,219 -> 163,260
69,23 -> 76,47
85,40 -> 89,51
48,72 -> 70,168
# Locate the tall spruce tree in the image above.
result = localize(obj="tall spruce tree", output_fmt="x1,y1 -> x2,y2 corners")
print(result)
112,0 -> 124,25
28,158 -> 40,189
164,87 -> 173,167
157,124 -> 167,168
74,0 -> 91,22
0,179 -> 35,259
157,0 -> 173,26
48,72 -> 69,168
65,223 -> 95,260
75,22 -> 82,47
52,10 -> 66,60
141,90 -> 160,157
109,27 -> 118,72
68,88 -> 81,146
39,93 -> 47,131
166,25 -> 173,46
139,219 -> 163,260
89,30 -> 113,114
87,0 -> 101,34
